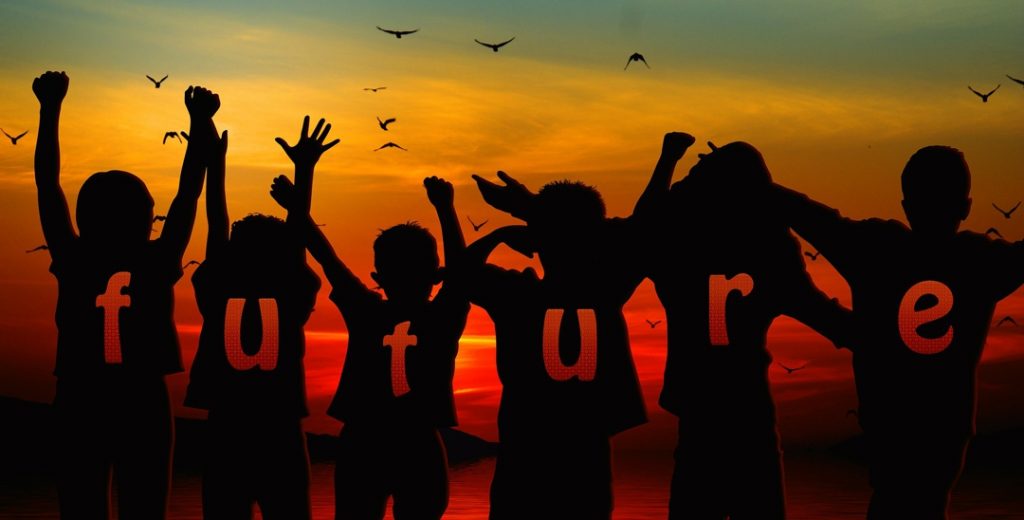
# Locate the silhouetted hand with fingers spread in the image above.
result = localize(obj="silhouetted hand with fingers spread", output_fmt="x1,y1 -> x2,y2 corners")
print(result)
33,71 -> 69,109
270,175 -> 296,211
275,115 -> 340,170
472,171 -> 535,220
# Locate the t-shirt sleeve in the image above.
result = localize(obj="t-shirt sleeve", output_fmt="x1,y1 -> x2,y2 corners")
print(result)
982,235 -> 1024,301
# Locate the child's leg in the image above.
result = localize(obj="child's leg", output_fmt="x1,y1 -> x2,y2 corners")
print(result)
867,432 -> 967,520
669,419 -> 728,520
202,412 -> 256,520
256,419 -> 312,520
114,375 -> 173,520
392,428 -> 448,520
54,378 -> 113,519
334,423 -> 390,520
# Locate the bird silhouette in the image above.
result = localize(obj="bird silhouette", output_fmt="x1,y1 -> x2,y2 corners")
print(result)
2,129 -> 28,145
992,201 -> 1020,219
146,75 -> 168,88
374,142 -> 407,151
180,131 -> 189,141
377,26 -> 418,38
475,37 -> 515,52
153,215 -> 167,222
183,260 -> 200,269
624,52 -> 650,70
377,116 -> 396,131
25,244 -> 49,254
968,84 -> 1000,102
779,362 -> 808,374
163,132 -> 182,144
363,87 -> 387,92
997,316 -> 1018,327
986,227 -> 1004,239
646,319 -> 661,329
1007,75 -> 1024,87
467,215 -> 488,232
804,250 -> 821,261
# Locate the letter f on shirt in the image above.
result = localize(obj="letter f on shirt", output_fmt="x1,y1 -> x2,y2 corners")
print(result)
384,321 -> 418,397
96,272 -> 131,364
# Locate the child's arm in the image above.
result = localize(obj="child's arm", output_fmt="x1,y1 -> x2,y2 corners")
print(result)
160,86 -> 219,262
424,176 -> 465,266
203,129 -> 229,260
32,71 -> 75,259
782,266 -> 854,350
632,132 -> 695,218
471,171 -> 536,221
770,183 -> 860,263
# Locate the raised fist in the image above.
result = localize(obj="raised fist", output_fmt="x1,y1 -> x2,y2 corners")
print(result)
185,86 -> 220,119
33,71 -> 69,108
661,132 -> 696,162
424,176 -> 454,208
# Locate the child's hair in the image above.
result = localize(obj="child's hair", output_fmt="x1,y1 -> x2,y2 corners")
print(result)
76,170 -> 154,241
533,180 -> 606,225
229,213 -> 294,267
901,146 -> 970,200
373,222 -> 439,272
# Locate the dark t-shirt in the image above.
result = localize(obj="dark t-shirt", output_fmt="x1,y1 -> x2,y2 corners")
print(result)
185,256 -> 320,417
468,219 -> 648,437
326,278 -> 469,428
50,239 -> 184,377
649,183 -> 848,420
785,193 -> 1024,438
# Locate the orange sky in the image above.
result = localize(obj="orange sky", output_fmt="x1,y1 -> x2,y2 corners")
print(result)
2,0 -> 1024,450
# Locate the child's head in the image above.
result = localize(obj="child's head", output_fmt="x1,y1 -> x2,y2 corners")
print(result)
76,170 -> 154,247
528,180 -> 606,273
229,214 -> 299,273
685,141 -> 774,226
371,222 -> 441,305
901,146 -> 971,237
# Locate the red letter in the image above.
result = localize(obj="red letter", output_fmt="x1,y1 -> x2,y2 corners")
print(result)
224,298 -> 280,371
96,271 -> 131,364
898,281 -> 954,355
543,309 -> 598,382
383,321 -> 418,397
709,273 -> 754,346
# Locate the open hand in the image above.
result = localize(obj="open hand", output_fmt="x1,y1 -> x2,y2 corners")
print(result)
275,115 -> 340,169
33,71 -> 69,108
185,86 -> 220,119
472,171 -> 534,218
424,176 -> 454,208
270,175 -> 295,210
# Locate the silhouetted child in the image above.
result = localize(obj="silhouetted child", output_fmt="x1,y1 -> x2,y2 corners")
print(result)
771,145 -> 1024,519
32,71 -> 215,518
269,123 -> 468,520
184,115 -> 321,518
464,174 -> 648,519
636,133 -> 852,520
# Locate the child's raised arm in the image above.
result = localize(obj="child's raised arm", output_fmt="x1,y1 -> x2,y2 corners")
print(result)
161,86 -> 219,261
424,176 -> 465,265
32,71 -> 75,260
632,132 -> 695,219
203,128 -> 229,260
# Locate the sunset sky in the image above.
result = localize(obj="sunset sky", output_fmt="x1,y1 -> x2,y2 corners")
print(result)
1,0 -> 1023,451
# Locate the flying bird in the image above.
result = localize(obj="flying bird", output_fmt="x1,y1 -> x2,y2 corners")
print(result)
1007,75 -> 1024,87
2,129 -> 28,145
467,216 -> 488,232
363,87 -> 387,92
183,260 -> 200,269
475,37 -> 515,52
153,215 -> 167,222
146,75 -> 168,88
992,201 -> 1020,219
968,84 -> 1000,102
377,117 -> 396,131
25,244 -> 49,254
374,142 -> 407,151
986,227 -> 1004,239
779,362 -> 807,374
377,26 -> 419,38
646,319 -> 661,329
624,52 -> 650,70
804,250 -> 821,261
997,316 -> 1018,327
163,132 -> 182,144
